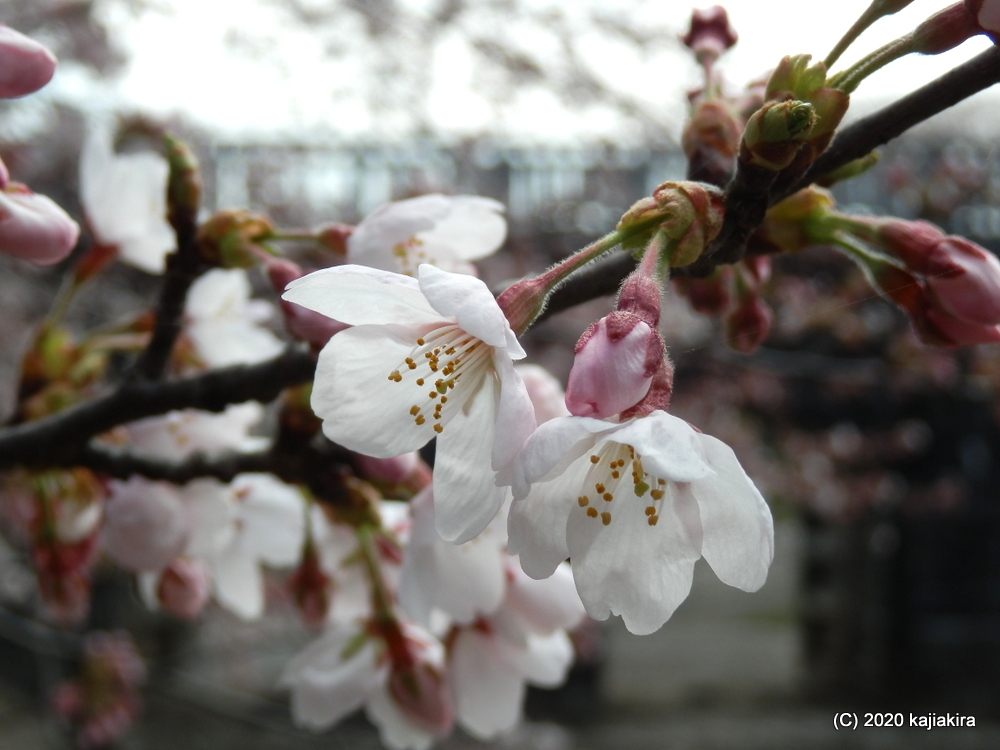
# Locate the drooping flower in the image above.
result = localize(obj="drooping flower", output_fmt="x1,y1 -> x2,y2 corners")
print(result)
78,125 -> 175,274
281,619 -> 452,750
0,25 -> 57,98
509,410 -> 774,635
283,264 -> 535,543
346,194 -> 506,276
0,183 -> 80,265
448,561 -> 583,739
182,474 -> 306,620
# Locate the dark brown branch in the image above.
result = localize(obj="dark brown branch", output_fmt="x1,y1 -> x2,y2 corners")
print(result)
0,348 -> 316,469
77,446 -> 278,483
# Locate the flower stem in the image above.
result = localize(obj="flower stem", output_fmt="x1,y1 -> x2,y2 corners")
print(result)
829,35 -> 914,93
357,524 -> 396,624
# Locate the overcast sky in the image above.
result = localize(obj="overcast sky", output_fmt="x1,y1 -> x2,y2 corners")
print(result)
46,0 -> 999,143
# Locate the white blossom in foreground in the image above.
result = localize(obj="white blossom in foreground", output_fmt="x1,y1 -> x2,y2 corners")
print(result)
509,410 -> 773,635
78,125 -> 174,274
283,264 -> 535,543
184,268 -> 285,368
347,195 -> 506,276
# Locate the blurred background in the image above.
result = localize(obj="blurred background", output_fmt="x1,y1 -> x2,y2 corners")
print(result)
3,0 -> 1000,748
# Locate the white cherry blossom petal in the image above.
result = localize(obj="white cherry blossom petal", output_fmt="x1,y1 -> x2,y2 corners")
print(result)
609,411 -> 713,482
283,265 -> 441,327
399,490 -> 506,625
417,264 -> 513,349
365,685 -> 438,750
504,562 -> 585,633
233,474 -> 306,567
418,196 -> 506,262
491,354 -> 536,473
567,481 -> 703,635
513,416 -> 621,499
686,434 -> 774,592
433,376 -> 506,543
211,548 -> 264,620
450,629 -> 524,739
507,461 -> 590,579
312,325 -> 444,458
281,628 -> 384,730
521,630 -> 575,687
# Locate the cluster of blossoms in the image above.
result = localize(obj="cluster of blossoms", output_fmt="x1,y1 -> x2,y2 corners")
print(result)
4,2 -> 1000,748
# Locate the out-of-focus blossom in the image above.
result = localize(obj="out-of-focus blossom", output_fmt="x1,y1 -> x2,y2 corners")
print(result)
0,184 -> 79,265
149,558 -> 212,620
680,6 -> 738,63
183,474 -> 306,620
102,479 -> 189,572
79,126 -> 174,273
51,631 -> 146,750
449,562 -> 583,739
0,25 -> 57,98
347,194 -> 506,276
283,264 -> 534,544
184,268 -> 285,368
398,488 -> 507,627
282,619 -> 452,750
510,410 -> 773,635
516,364 -> 570,424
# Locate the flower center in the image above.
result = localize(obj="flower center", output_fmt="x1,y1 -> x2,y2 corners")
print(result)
386,324 -> 490,434
392,236 -> 435,277
575,442 -> 667,527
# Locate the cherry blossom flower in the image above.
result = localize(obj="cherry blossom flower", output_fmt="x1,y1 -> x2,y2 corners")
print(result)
346,194 -> 506,276
78,125 -> 174,273
509,410 -> 773,635
0,25 -> 57,99
283,264 -> 535,543
0,184 -> 80,265
102,479 -> 189,572
184,268 -> 285,368
281,619 -> 451,750
398,488 -> 507,627
448,562 -> 583,739
181,474 -> 305,620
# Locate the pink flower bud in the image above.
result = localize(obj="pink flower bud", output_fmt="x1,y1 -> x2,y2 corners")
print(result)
102,480 -> 190,572
874,219 -> 1000,328
287,547 -> 332,628
267,257 -> 348,348
673,268 -> 731,314
384,627 -> 453,736
724,292 -> 773,353
355,451 -> 421,485
913,2 -> 980,54
681,6 -> 738,63
0,25 -> 57,99
157,559 -> 211,620
924,237 -> 1000,326
566,312 -> 663,418
0,185 -> 80,265
315,222 -> 353,254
